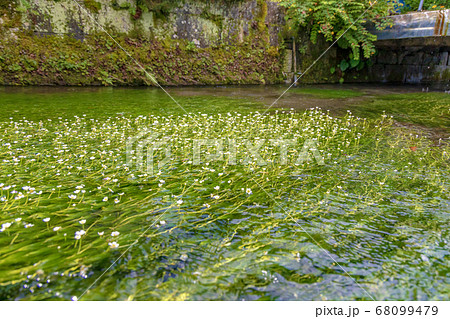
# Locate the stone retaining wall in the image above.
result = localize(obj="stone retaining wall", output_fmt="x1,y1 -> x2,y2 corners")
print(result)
21,0 -> 284,47
345,38 -> 450,84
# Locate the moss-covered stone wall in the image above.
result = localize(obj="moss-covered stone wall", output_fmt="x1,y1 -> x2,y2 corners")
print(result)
20,0 -> 283,46
0,0 -> 287,86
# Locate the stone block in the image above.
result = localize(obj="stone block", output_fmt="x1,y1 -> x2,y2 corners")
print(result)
402,52 -> 423,65
404,65 -> 423,84
423,52 -> 440,66
385,65 -> 406,83
368,64 -> 385,82
439,52 -> 448,65
377,50 -> 397,64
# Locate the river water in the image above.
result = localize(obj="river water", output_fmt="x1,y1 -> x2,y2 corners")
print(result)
0,85 -> 448,300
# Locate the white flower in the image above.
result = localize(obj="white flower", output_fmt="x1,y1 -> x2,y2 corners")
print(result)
160,220 -> 166,225
43,218 -> 50,222
98,231 -> 104,236
114,198 -> 120,204
214,186 -> 220,190
15,218 -> 22,222
180,254 -> 188,262
103,197 -> 108,202
111,231 -> 120,237
75,230 -> 86,240
71,296 -> 78,301
24,223 -> 34,228
246,188 -> 252,195
203,203 -> 210,208
79,219 -> 86,225
177,199 -> 183,205
53,226 -> 61,231
2,222 -> 12,229
109,241 -> 119,249
68,194 -> 77,200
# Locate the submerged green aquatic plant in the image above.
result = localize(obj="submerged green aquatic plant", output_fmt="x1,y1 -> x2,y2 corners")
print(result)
0,108 -> 448,300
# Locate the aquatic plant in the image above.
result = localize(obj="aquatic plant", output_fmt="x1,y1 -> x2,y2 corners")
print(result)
0,107 -> 448,300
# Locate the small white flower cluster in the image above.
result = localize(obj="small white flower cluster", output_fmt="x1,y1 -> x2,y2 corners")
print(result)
108,242 -> 119,249
74,230 -> 86,240
1,222 -> 12,232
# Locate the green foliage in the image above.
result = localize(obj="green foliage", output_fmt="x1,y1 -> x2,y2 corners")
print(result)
15,0 -> 30,13
276,0 -> 397,60
0,0 -> 12,10
400,0 -> 450,12
111,0 -> 131,10
200,10 -> 224,30
185,41 -> 198,52
83,0 -> 101,13
340,59 -> 350,72
133,0 -> 176,19
256,0 -> 268,32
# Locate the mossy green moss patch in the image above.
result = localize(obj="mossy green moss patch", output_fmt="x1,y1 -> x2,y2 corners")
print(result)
0,32 -> 284,86
83,0 -> 102,13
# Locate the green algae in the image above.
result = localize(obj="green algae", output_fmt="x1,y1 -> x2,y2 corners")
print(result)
350,93 -> 450,129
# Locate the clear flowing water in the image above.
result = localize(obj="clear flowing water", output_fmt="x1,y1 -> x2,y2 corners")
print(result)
0,85 -> 448,301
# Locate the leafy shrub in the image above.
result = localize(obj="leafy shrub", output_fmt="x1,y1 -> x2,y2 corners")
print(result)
276,0 -> 397,60
400,0 -> 450,12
